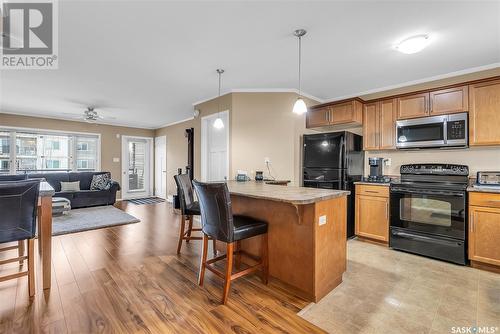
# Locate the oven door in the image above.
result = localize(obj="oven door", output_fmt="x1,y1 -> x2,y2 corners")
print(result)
390,186 -> 466,239
396,116 -> 446,148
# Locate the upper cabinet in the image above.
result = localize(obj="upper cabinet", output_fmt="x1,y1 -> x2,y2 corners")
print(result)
306,99 -> 362,129
306,106 -> 330,128
396,93 -> 429,119
396,85 -> 469,120
363,99 -> 396,150
429,86 -> 469,115
469,79 -> 500,146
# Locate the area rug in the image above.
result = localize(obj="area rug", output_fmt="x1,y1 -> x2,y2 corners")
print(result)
126,197 -> 165,205
52,206 -> 140,236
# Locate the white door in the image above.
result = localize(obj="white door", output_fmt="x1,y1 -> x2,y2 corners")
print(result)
122,136 -> 153,199
154,136 -> 167,199
201,111 -> 229,181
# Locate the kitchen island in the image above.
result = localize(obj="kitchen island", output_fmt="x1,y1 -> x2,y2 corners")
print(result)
225,181 -> 349,302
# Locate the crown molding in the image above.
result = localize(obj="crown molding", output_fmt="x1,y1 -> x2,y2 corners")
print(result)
0,110 -> 157,130
192,88 -> 325,106
321,63 -> 500,103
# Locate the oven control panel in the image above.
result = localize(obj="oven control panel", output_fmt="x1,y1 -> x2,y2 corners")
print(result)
400,164 -> 469,176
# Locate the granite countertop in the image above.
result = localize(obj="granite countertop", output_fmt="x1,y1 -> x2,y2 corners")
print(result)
354,181 -> 391,186
40,181 -> 55,197
226,180 -> 350,205
467,185 -> 500,194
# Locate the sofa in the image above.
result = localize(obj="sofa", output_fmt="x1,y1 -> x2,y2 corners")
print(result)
27,172 -> 121,209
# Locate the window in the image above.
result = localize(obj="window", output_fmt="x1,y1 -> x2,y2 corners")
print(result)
0,129 -> 100,174
0,132 -> 10,174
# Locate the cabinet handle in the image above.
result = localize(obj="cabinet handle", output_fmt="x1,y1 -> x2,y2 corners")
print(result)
429,98 -> 433,114
469,213 -> 474,233
386,202 -> 389,220
364,190 -> 380,193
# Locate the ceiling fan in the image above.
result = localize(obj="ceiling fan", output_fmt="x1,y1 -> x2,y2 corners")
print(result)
63,107 -> 116,123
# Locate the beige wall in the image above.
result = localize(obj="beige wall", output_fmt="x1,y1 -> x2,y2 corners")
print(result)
0,113 -> 155,197
154,93 -> 232,197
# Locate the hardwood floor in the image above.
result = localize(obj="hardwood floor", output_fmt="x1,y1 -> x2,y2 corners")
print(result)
0,201 -> 324,333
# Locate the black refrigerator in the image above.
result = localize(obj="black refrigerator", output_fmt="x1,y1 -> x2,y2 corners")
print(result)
302,131 -> 364,238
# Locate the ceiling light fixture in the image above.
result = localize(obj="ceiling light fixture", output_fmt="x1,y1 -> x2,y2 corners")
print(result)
213,69 -> 225,129
396,34 -> 430,54
292,29 -> 307,115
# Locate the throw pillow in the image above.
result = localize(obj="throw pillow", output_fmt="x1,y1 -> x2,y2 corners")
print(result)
90,173 -> 112,190
60,181 -> 80,192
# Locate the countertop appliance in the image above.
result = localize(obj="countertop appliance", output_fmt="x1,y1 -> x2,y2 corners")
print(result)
389,163 -> 469,265
395,113 -> 468,149
255,171 -> 264,181
303,131 -> 364,238
476,171 -> 500,186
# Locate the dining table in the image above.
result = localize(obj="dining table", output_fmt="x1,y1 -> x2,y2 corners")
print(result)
38,181 -> 54,290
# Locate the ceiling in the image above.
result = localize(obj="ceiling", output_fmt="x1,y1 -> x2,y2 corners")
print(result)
1,1 -> 499,129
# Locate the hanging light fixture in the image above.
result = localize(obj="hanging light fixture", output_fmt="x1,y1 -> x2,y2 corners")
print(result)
213,69 -> 225,129
292,29 -> 307,115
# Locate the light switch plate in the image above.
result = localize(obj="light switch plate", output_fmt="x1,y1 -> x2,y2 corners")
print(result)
113,157 -> 120,163
319,215 -> 327,226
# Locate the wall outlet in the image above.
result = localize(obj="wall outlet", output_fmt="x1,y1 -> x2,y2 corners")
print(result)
318,215 -> 327,226
385,158 -> 392,166
264,157 -> 270,164
113,157 -> 120,163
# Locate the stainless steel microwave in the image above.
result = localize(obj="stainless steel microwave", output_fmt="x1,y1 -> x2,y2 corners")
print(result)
395,113 -> 468,149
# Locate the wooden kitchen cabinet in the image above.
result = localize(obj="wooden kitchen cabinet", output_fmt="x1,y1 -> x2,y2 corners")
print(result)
355,184 -> 389,243
396,92 -> 429,119
469,192 -> 500,268
429,86 -> 468,115
306,106 -> 330,128
307,99 -> 362,129
469,79 -> 500,146
362,99 -> 396,150
362,102 -> 379,150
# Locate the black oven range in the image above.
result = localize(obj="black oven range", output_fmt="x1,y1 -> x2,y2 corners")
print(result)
389,164 -> 469,265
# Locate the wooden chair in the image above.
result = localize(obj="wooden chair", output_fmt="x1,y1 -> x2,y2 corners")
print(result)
0,180 -> 40,297
174,174 -> 215,254
192,180 -> 268,305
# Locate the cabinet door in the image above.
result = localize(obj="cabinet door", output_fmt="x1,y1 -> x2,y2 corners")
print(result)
396,92 -> 429,119
306,107 -> 330,128
355,195 -> 389,242
362,102 -> 379,150
330,102 -> 353,124
469,79 -> 500,146
469,206 -> 500,266
429,86 -> 468,115
379,99 -> 397,149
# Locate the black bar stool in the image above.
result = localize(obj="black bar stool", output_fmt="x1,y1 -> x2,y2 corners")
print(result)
173,174 -> 215,254
0,180 -> 40,297
192,180 -> 268,305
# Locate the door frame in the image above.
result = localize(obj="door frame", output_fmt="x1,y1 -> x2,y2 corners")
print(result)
201,110 -> 229,181
154,135 -> 167,199
121,135 -> 154,200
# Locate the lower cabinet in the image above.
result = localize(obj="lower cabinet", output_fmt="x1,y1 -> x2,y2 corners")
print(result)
469,192 -> 500,267
355,184 -> 389,242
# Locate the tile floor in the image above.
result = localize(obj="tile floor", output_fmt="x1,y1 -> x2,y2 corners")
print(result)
300,239 -> 500,334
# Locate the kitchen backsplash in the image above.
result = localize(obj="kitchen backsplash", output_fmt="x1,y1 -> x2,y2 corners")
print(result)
365,146 -> 500,176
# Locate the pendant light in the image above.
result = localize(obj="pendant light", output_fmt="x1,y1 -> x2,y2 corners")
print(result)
292,29 -> 307,115
213,69 -> 225,129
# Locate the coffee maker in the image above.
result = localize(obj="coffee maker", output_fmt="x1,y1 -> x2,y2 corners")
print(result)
364,157 -> 391,183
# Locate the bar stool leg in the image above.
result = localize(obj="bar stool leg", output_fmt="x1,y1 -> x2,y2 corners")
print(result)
235,240 -> 242,269
261,233 -> 269,285
198,234 -> 209,286
222,242 -> 234,305
212,239 -> 217,256
177,215 -> 186,254
28,238 -> 35,297
18,240 -> 25,265
186,215 -> 193,243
